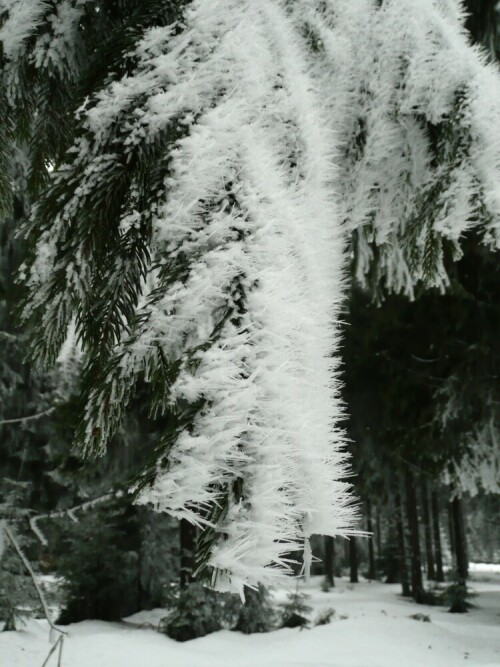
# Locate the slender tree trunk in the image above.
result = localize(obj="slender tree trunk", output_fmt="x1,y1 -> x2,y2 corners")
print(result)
449,496 -> 469,613
179,519 -> 196,587
395,491 -> 411,596
349,537 -> 359,583
448,502 -> 456,560
404,469 -> 425,603
451,497 -> 468,581
431,490 -> 444,582
376,507 -> 382,559
366,499 -> 376,580
324,535 -> 335,587
420,478 -> 435,580
384,524 -> 399,584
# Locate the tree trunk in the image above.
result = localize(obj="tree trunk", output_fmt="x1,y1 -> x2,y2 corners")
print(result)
421,478 -> 435,581
366,499 -> 376,580
395,491 -> 411,596
349,537 -> 358,584
324,535 -> 335,587
448,502 -> 456,559
431,490 -> 444,583
384,524 -> 399,584
404,469 -> 425,603
179,519 -> 196,587
376,507 -> 382,559
449,496 -> 469,613
451,497 -> 468,581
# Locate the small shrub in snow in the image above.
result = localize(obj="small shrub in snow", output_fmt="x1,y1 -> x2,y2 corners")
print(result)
409,613 -> 431,622
161,583 -> 240,641
315,608 -> 336,626
443,582 -> 475,614
234,585 -> 277,634
279,588 -> 312,629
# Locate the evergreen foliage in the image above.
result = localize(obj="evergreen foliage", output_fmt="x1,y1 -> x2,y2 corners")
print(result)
234,584 -> 277,634
315,607 -> 337,626
310,0 -> 500,296
57,495 -> 140,623
0,488 -> 43,632
443,578 -> 476,613
1,0 -> 500,593
279,587 -> 312,628
161,582 -> 241,641
138,508 -> 180,608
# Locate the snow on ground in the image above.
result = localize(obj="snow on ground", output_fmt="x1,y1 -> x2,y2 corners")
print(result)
2,566 -> 500,667
469,562 -> 500,574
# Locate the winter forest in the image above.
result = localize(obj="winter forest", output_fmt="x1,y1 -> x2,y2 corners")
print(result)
1,1 -> 500,666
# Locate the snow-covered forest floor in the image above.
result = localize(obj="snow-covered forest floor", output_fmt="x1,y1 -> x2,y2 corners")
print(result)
3,565 -> 500,667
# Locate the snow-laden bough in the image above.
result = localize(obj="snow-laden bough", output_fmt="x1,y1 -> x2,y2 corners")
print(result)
3,0 -> 500,592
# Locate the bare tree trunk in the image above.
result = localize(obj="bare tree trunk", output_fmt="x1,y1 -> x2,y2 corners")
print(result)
448,501 -> 456,560
451,497 -> 468,581
366,499 -> 376,580
449,496 -> 469,613
395,491 -> 411,596
384,524 -> 399,584
324,536 -> 335,587
431,490 -> 444,582
179,519 -> 196,587
376,507 -> 382,559
349,537 -> 359,584
421,478 -> 435,580
404,469 -> 425,603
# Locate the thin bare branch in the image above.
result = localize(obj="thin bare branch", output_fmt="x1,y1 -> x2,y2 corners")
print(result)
0,407 -> 55,426
30,493 -> 117,546
2,523 -> 66,636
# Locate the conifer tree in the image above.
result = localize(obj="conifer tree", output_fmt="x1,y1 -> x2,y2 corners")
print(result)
1,0 -> 500,592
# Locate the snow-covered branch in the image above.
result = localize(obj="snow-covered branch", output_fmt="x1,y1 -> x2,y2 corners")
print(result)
29,493 -> 117,547
0,407 -> 55,426
0,331 -> 17,342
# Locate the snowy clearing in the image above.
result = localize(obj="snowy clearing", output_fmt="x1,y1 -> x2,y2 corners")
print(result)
2,568 -> 500,667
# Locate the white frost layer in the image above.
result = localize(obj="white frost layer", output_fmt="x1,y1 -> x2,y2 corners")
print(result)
124,0 -> 354,592
307,0 -> 500,296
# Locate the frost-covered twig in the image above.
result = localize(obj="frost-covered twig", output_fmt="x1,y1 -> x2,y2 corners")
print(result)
0,331 -> 17,342
2,523 -> 66,636
0,407 -> 55,426
41,634 -> 64,667
29,493 -> 116,546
